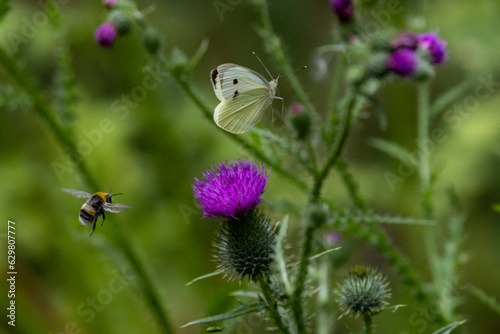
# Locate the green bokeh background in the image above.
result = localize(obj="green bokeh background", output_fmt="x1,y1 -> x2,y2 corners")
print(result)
1,0 -> 500,333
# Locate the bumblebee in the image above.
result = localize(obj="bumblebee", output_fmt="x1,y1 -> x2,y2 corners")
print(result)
62,188 -> 132,236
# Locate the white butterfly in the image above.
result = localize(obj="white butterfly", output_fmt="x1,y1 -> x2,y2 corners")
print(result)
210,61 -> 281,134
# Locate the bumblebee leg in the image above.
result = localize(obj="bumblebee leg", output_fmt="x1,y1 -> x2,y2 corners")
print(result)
90,219 -> 97,236
102,211 -> 106,226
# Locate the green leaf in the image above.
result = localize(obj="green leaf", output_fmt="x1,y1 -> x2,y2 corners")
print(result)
493,204 -> 500,213
430,79 -> 475,122
468,285 -> 500,316
188,39 -> 209,72
186,270 -> 224,286
431,320 -> 466,334
309,247 -> 341,261
369,138 -> 416,167
274,215 -> 292,295
181,303 -> 265,327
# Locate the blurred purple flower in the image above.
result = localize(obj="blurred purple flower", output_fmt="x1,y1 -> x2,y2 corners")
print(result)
94,22 -> 117,48
386,49 -> 418,77
418,32 -> 448,64
103,0 -> 117,9
290,102 -> 304,115
193,160 -> 269,218
329,0 -> 354,23
391,32 -> 419,50
325,232 -> 342,244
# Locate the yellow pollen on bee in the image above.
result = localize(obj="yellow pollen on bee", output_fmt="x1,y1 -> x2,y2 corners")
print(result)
95,192 -> 108,202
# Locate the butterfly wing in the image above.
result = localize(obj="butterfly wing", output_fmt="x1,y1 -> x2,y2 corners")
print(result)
62,188 -> 93,199
211,64 -> 271,101
214,87 -> 274,134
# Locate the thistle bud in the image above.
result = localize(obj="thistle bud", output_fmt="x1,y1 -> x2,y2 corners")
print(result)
143,26 -> 162,55
107,10 -> 133,36
214,210 -> 277,282
337,266 -> 391,317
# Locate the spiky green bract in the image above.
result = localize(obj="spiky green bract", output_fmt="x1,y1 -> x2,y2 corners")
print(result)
337,266 -> 391,317
214,210 -> 277,282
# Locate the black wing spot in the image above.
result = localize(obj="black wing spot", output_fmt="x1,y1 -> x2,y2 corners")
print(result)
210,69 -> 218,86
233,90 -> 239,98
233,79 -> 238,84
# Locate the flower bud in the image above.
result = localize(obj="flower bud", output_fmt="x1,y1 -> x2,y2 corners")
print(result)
94,22 -> 118,48
329,0 -> 355,23
289,103 -> 311,140
143,26 -> 162,55
337,266 -> 391,317
214,210 -> 277,282
107,10 -> 133,36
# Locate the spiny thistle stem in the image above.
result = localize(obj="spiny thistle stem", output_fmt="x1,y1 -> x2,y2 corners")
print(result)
0,46 -> 175,334
0,46 -> 98,190
290,98 -> 354,333
258,276 -> 290,334
363,313 -> 373,334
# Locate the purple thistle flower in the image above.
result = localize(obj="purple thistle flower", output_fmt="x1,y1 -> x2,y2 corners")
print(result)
193,160 -> 269,218
94,22 -> 118,48
329,0 -> 354,23
417,32 -> 448,64
386,49 -> 418,77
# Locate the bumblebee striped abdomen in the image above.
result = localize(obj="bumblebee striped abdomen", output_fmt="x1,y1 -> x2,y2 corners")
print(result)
78,194 -> 105,226
79,204 -> 96,226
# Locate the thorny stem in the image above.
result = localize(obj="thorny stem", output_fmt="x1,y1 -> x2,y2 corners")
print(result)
0,46 -> 98,190
363,313 -> 373,334
291,97 -> 354,333
258,276 -> 290,334
0,46 -> 175,334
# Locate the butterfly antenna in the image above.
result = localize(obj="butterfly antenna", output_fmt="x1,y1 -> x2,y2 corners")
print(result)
252,52 -> 274,79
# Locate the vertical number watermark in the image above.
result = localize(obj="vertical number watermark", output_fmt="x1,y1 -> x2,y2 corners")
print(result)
6,220 -> 16,327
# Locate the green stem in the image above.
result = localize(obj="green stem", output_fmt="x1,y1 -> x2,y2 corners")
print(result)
0,46 -> 98,190
0,46 -> 175,334
111,229 -> 175,334
290,97 -> 354,333
418,82 -> 443,305
363,313 -> 373,334
312,97 -> 354,201
258,276 -> 290,334
417,83 -> 432,218
253,0 -> 320,130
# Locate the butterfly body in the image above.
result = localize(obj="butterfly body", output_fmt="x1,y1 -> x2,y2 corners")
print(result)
210,63 -> 280,134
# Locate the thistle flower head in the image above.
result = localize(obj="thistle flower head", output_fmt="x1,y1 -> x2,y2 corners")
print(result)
94,22 -> 118,48
417,32 -> 448,64
329,0 -> 354,23
193,159 -> 269,218
386,48 -> 418,77
214,210 -> 276,281
337,266 -> 391,317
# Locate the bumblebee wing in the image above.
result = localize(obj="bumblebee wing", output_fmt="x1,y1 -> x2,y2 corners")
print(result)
214,87 -> 272,134
103,202 -> 132,213
62,188 -> 92,199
